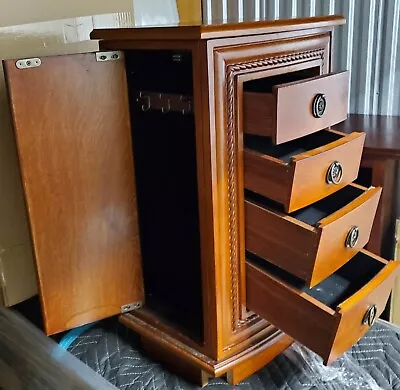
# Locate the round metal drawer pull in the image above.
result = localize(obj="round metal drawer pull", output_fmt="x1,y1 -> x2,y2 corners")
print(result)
326,161 -> 343,185
345,226 -> 360,248
312,93 -> 327,118
363,304 -> 377,327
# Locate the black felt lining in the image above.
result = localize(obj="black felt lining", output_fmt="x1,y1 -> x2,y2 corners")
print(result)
244,66 -> 320,93
244,130 -> 343,163
247,251 -> 384,309
245,185 -> 364,226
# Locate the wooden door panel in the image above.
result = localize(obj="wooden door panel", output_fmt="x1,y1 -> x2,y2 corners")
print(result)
4,53 -> 143,334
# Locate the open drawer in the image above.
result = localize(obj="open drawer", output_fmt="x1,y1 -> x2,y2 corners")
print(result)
245,184 -> 381,287
244,129 -> 365,213
246,250 -> 399,364
243,71 -> 349,144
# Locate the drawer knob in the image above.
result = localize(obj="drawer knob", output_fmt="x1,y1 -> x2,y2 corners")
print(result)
345,226 -> 360,248
312,93 -> 327,118
326,161 -> 343,184
362,304 -> 377,327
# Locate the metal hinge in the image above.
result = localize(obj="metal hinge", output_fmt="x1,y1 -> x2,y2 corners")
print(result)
16,58 -> 41,69
96,51 -> 122,62
121,301 -> 143,313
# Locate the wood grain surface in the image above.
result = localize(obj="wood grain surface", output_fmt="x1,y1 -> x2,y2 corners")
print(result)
246,260 -> 337,361
245,199 -> 318,282
4,53 -> 144,335
1,16 -> 354,386
311,186 -> 382,287
289,131 -> 365,212
246,185 -> 381,287
337,114 -> 400,159
327,252 -> 399,364
336,114 -> 400,257
243,92 -> 275,137
226,333 -> 293,385
273,71 -> 348,144
243,72 -> 348,143
91,15 -> 345,41
0,308 -> 117,389
244,151 -> 292,208
244,130 -> 365,213
120,312 -> 286,378
246,249 -> 399,365
141,336 -> 212,387
209,31 -> 330,357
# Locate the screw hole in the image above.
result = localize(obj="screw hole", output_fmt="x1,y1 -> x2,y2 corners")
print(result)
111,54 -> 119,59
100,55 -> 107,60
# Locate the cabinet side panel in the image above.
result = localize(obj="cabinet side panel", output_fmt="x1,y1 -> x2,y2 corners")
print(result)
3,53 -> 144,334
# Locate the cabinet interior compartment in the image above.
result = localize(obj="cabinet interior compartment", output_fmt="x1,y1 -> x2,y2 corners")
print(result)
125,50 -> 204,342
247,251 -> 385,309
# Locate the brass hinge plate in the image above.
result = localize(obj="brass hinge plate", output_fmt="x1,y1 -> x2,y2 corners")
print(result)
121,301 -> 143,313
96,51 -> 122,62
16,58 -> 41,69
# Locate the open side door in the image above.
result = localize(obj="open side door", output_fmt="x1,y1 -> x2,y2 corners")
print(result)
3,52 -> 144,335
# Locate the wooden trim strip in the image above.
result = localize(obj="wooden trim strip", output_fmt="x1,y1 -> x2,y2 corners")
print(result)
317,186 -> 381,228
292,131 -> 364,162
120,313 -> 286,376
272,70 -> 347,90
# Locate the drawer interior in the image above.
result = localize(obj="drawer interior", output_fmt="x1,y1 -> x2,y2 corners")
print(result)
247,251 -> 386,309
246,185 -> 364,225
244,67 -> 320,93
244,130 -> 343,163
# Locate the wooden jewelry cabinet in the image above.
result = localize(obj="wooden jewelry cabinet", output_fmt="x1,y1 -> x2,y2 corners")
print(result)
3,15 -> 399,385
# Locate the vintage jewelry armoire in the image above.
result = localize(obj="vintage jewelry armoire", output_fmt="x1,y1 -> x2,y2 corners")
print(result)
3,15 -> 399,385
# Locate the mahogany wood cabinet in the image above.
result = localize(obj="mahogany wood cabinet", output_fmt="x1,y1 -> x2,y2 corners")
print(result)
3,16 -> 399,385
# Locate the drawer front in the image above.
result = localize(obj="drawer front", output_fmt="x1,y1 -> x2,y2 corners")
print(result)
289,131 -> 365,212
245,185 -> 381,286
330,253 -> 398,363
246,250 -> 399,365
313,186 -> 382,286
244,130 -> 365,213
243,71 -> 349,144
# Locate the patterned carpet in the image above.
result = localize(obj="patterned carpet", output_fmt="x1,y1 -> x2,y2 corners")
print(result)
68,319 -> 400,390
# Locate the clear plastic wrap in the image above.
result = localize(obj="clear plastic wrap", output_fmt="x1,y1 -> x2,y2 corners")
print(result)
281,319 -> 400,390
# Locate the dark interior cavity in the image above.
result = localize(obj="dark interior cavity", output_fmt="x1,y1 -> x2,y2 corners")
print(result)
247,251 -> 385,309
125,50 -> 204,343
244,130 -> 343,163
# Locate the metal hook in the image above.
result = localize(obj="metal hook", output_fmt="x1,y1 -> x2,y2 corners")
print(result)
139,91 -> 151,112
180,95 -> 192,115
160,94 -> 171,114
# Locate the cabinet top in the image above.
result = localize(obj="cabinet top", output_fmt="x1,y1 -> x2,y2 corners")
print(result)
91,15 -> 345,42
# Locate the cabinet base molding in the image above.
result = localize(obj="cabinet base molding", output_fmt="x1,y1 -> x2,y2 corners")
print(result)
120,313 -> 293,386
